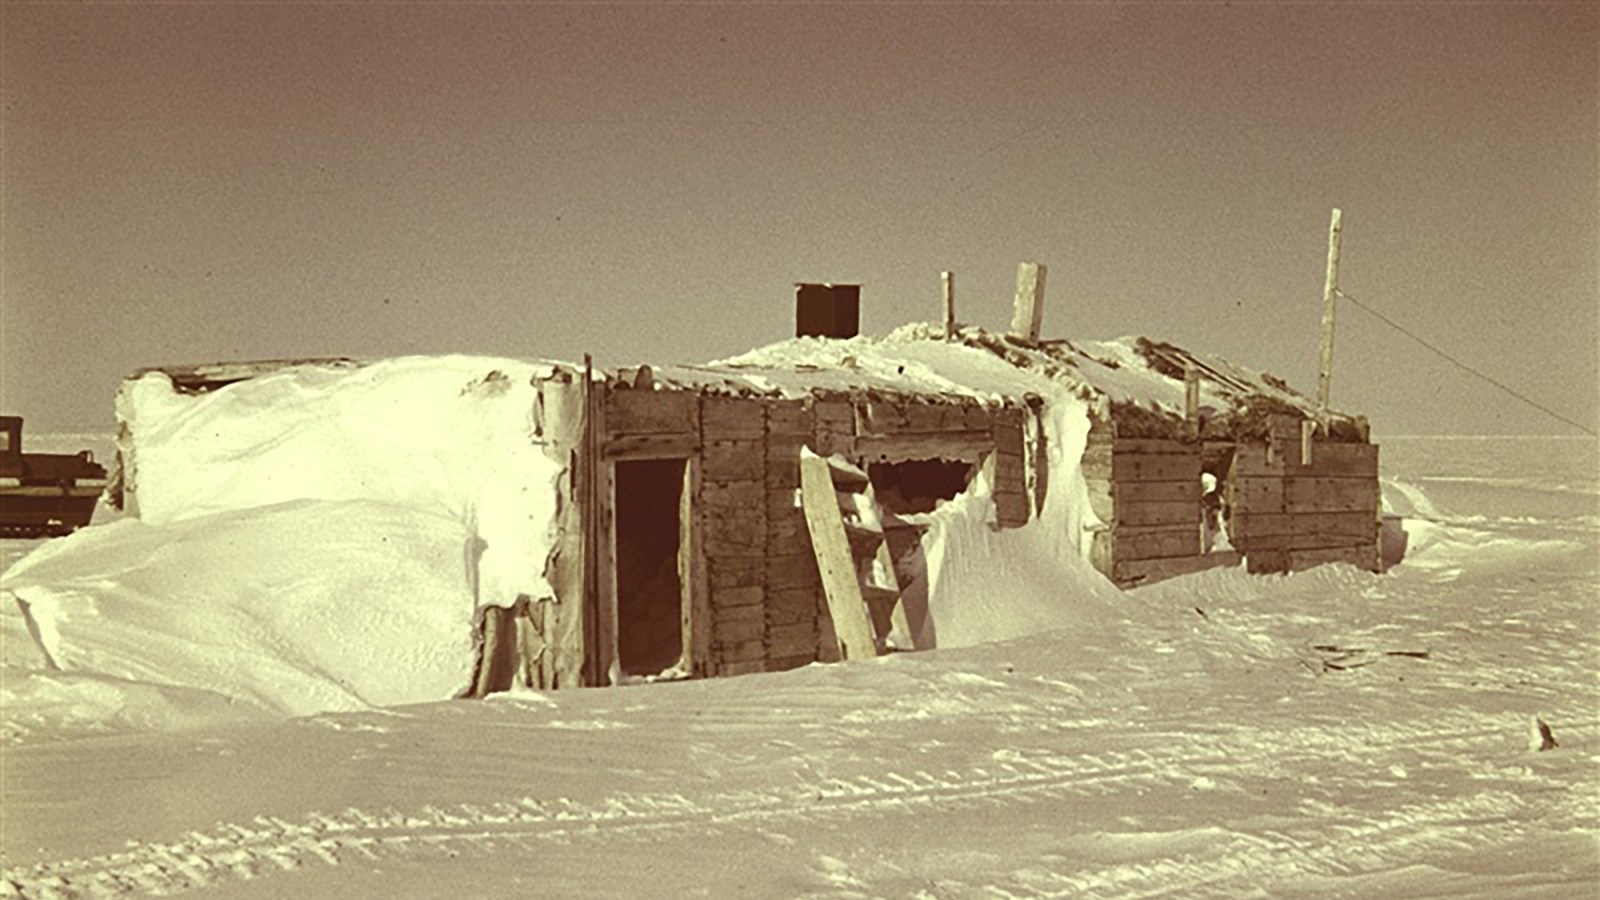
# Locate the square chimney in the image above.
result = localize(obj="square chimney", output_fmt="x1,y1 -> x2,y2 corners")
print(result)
794,283 -> 860,339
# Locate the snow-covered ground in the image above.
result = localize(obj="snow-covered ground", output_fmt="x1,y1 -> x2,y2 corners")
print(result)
3,434 -> 1596,898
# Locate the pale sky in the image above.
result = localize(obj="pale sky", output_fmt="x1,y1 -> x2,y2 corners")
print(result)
3,2 -> 1596,436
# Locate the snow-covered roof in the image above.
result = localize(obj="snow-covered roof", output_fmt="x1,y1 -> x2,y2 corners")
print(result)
128,323 -> 1364,437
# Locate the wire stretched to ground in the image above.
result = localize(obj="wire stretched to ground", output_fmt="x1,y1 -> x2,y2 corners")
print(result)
1335,288 -> 1597,438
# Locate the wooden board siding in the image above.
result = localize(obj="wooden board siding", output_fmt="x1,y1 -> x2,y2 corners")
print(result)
606,388 -> 699,435
1106,435 -> 1204,573
763,400 -> 823,669
1229,437 -> 1381,575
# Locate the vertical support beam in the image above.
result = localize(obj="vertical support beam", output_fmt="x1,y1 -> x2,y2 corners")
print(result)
1300,419 -> 1316,466
1317,208 -> 1343,415
1009,262 -> 1047,342
941,270 -> 955,340
1184,365 -> 1200,437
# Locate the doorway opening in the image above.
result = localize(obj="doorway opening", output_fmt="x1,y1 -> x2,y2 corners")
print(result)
614,458 -> 688,678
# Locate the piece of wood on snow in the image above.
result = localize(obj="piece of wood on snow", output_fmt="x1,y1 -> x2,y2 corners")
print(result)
798,452 -> 878,661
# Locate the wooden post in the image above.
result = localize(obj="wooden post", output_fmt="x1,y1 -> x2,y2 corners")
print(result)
941,271 -> 955,340
1009,262 -> 1047,342
1300,418 -> 1316,466
1184,365 -> 1200,436
1317,208 -> 1343,415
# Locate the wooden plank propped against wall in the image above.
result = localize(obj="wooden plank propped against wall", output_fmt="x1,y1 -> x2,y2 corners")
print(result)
798,452 -> 879,661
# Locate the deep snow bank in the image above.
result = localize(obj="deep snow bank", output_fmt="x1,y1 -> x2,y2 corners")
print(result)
3,499 -> 478,721
118,356 -> 565,610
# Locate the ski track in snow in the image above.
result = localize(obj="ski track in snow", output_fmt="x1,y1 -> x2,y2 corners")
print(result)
6,704 -> 1596,899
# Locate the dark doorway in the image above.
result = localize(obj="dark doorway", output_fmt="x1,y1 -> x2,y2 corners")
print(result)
614,458 -> 687,677
868,460 -> 976,515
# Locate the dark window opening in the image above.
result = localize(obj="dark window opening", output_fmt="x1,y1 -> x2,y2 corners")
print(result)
868,459 -> 976,516
615,458 -> 687,677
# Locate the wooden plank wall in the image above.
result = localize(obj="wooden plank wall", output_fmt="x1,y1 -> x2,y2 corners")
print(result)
1228,419 -> 1380,574
604,386 -> 1020,681
1106,438 -> 1204,585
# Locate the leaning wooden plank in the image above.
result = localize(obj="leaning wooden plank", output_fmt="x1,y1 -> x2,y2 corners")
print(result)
1284,477 -> 1381,513
606,389 -> 699,436
1112,453 -> 1201,483
799,451 -> 879,661
854,431 -> 992,464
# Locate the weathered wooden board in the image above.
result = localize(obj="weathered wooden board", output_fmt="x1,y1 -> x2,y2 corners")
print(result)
993,451 -> 1028,499
766,514 -> 810,545
1233,444 -> 1285,477
711,585 -> 762,609
854,431 -> 992,464
703,438 -> 763,482
601,433 -> 698,460
709,555 -> 763,588
1113,438 -> 1195,456
799,453 -> 878,661
991,419 -> 1025,457
1115,524 -> 1202,561
1117,480 -> 1202,504
991,449 -> 1026,484
1233,510 -> 1378,539
716,636 -> 764,660
812,400 -> 855,455
859,401 -> 991,434
685,458 -> 709,679
1117,500 -> 1200,528
1284,477 -> 1381,513
1292,442 -> 1379,478
767,621 -> 819,659
767,654 -> 815,672
766,400 -> 811,436
718,660 -> 766,676
994,490 -> 1030,527
1115,551 -> 1241,586
607,389 -> 698,435
1112,452 -> 1201,483
713,612 -> 765,645
700,396 -> 766,438
765,487 -> 802,518
1239,532 -> 1374,552
1232,476 -> 1285,513
1288,544 -> 1380,572
766,586 -> 822,626
701,479 -> 763,509
705,518 -> 765,556
767,551 -> 821,591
